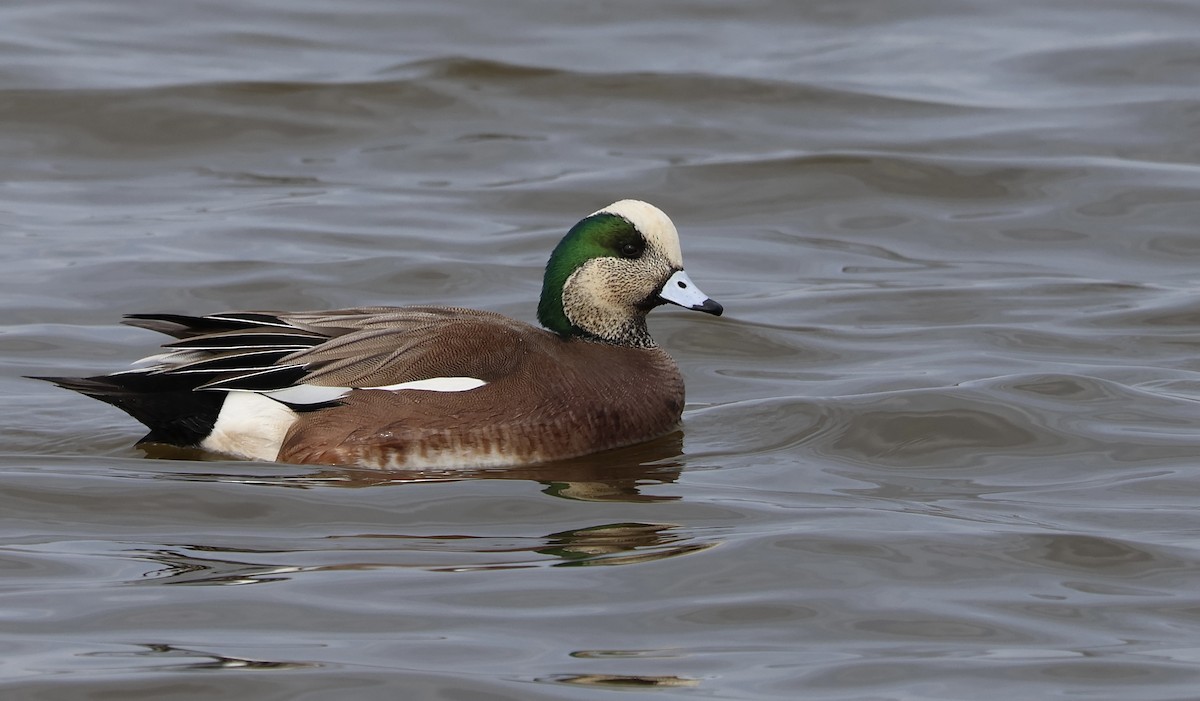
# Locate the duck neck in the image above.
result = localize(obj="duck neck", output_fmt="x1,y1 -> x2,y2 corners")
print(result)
575,317 -> 656,348
562,281 -> 657,348
539,286 -> 656,348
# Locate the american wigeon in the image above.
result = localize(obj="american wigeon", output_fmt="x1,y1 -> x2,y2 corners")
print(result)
39,200 -> 723,468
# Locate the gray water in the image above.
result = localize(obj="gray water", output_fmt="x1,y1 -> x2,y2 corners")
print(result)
6,1 -> 1200,699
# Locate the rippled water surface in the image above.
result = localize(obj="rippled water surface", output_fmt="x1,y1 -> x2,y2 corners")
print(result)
7,1 -> 1200,699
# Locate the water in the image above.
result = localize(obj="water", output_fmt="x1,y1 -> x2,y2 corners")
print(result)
5,0 -> 1200,698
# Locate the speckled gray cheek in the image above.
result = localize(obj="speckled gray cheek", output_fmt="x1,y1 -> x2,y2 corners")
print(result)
560,254 -> 672,347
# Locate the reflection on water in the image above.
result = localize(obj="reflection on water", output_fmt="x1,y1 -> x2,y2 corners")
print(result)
136,520 -> 712,585
538,523 -> 715,567
83,643 -> 315,672
138,549 -> 302,586
544,673 -> 700,689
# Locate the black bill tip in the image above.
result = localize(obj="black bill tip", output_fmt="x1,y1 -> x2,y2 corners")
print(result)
694,298 -> 723,316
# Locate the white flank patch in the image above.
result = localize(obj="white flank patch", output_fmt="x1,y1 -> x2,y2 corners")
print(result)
373,377 -> 488,392
201,392 -> 299,462
252,377 -> 489,407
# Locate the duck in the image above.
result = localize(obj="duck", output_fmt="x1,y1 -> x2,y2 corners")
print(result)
38,199 -> 723,469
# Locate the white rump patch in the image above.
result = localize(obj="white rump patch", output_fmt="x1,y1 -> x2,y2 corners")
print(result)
248,377 -> 489,407
201,392 -> 299,462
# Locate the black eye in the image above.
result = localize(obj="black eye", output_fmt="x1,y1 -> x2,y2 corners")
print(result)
619,239 -> 644,259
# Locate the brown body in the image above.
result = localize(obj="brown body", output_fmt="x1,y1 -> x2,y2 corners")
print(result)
280,322 -> 684,466
262,307 -> 683,467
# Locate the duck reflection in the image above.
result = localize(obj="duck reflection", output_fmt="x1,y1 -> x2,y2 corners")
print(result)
83,642 -> 313,671
538,522 -> 714,567
144,430 -> 685,503
544,673 -> 699,689
137,548 -> 302,586
136,520 -> 712,585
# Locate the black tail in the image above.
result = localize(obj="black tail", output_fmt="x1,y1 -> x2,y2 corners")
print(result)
32,373 -> 225,447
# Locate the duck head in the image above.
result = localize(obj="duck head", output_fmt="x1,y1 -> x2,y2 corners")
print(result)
538,200 -> 723,347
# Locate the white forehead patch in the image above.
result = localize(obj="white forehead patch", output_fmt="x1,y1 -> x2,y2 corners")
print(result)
592,199 -> 683,266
